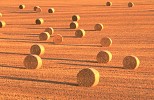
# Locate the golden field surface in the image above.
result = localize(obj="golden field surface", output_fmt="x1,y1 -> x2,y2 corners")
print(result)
0,0 -> 154,99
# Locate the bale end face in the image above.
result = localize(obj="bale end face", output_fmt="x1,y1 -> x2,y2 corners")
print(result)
72,15 -> 80,21
19,5 -> 25,9
77,68 -> 100,87
128,2 -> 134,7
96,50 -> 112,63
39,32 -> 50,41
123,55 -> 140,69
48,8 -> 55,13
24,54 -> 42,69
100,37 -> 112,47
94,23 -> 104,31
75,29 -> 86,38
53,34 -> 63,44
106,2 -> 112,6
35,18 -> 44,25
30,44 -> 45,56
45,27 -> 54,35
70,22 -> 79,29
0,21 -> 6,28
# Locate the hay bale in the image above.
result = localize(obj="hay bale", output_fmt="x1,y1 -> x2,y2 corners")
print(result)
128,2 -> 134,7
48,8 -> 55,13
94,23 -> 104,31
34,6 -> 40,11
123,55 -> 140,69
96,50 -> 112,63
0,13 -> 2,17
30,44 -> 45,56
77,68 -> 100,87
36,7 -> 42,13
75,29 -> 86,38
0,21 -> 6,28
72,15 -> 80,21
19,5 -> 25,9
39,32 -> 50,41
53,34 -> 63,44
24,54 -> 42,69
70,22 -> 79,29
100,37 -> 112,47
45,27 -> 54,35
35,18 -> 44,25
106,2 -> 112,6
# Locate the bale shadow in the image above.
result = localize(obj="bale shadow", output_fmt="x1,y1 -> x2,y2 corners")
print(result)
0,37 -> 38,43
59,62 -> 123,69
27,27 -> 45,30
85,29 -> 96,32
63,36 -> 77,38
0,64 -> 25,69
7,24 -> 35,26
0,76 -> 78,86
10,11 -> 36,14
43,57 -> 98,63
0,51 -> 28,56
52,44 -> 101,47
53,27 -> 76,31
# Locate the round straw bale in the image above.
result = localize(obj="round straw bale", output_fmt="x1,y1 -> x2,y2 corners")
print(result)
48,8 -> 55,13
100,37 -> 112,47
123,55 -> 140,69
70,22 -> 79,29
75,29 -> 86,38
39,32 -> 50,41
128,2 -> 134,7
30,44 -> 45,56
96,50 -> 112,63
53,34 -> 63,44
24,54 -> 42,69
35,18 -> 44,25
94,23 -> 104,31
45,27 -> 54,35
34,6 -> 40,11
77,68 -> 100,87
19,5 -> 25,9
0,21 -> 6,28
72,15 -> 80,21
35,7 -> 42,13
106,2 -> 112,6
0,13 -> 2,17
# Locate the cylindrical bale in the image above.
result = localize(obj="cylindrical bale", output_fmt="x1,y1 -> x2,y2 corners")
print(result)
96,50 -> 112,63
123,55 -> 140,69
128,2 -> 134,7
94,23 -> 104,31
34,6 -> 40,11
19,5 -> 26,9
100,37 -> 112,47
70,22 -> 79,29
48,8 -> 55,13
0,21 -> 6,28
72,15 -> 80,21
77,68 -> 100,87
35,7 -> 42,13
75,29 -> 86,38
39,32 -> 50,41
106,2 -> 112,6
30,44 -> 45,56
0,13 -> 2,17
53,34 -> 63,44
24,54 -> 42,69
35,18 -> 44,25
44,27 -> 54,35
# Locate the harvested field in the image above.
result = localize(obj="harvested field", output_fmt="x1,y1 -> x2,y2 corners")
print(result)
0,0 -> 154,99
